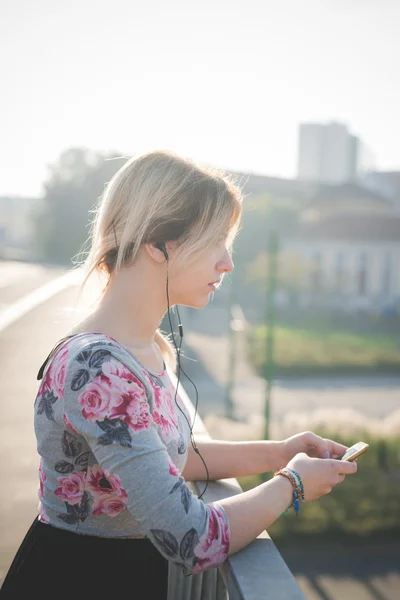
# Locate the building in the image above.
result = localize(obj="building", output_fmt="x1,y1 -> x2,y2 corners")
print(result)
281,184 -> 400,314
362,170 -> 400,208
349,136 -> 376,184
235,171 -> 311,202
297,121 -> 375,184
301,182 -> 396,220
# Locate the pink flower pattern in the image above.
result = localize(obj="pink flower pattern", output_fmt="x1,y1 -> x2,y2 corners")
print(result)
168,457 -> 181,477
86,465 -> 127,499
78,374 -> 117,422
123,396 -> 153,432
92,496 -> 127,517
142,371 -> 179,443
102,359 -> 137,385
192,505 -> 230,574
54,471 -> 86,505
42,346 -> 69,400
63,412 -> 77,432
87,465 -> 128,517
79,360 -> 153,433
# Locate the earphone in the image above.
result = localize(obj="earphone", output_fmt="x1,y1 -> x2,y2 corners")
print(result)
156,242 -> 169,262
156,242 -> 210,500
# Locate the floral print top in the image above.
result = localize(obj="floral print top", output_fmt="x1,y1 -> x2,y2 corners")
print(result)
34,333 -> 230,574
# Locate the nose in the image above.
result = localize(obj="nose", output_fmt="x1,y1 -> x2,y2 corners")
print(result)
217,249 -> 234,274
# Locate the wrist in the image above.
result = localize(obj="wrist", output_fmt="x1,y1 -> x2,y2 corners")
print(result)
269,471 -> 294,512
272,440 -> 290,471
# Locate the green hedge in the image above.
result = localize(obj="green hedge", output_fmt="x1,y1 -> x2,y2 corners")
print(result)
248,325 -> 400,376
238,432 -> 400,541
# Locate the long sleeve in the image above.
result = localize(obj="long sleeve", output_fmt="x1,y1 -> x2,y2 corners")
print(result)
62,340 -> 230,574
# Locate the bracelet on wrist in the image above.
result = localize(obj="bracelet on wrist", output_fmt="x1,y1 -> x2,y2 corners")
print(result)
287,469 -> 305,500
274,468 -> 305,515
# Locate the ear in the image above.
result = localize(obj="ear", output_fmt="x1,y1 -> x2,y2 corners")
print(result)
144,243 -> 167,263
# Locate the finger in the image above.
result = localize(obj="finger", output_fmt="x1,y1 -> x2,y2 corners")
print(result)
306,435 -> 331,458
326,439 -> 348,459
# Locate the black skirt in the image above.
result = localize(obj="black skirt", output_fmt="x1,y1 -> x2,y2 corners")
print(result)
0,518 -> 168,599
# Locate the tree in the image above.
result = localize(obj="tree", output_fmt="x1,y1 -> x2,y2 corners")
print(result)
232,193 -> 301,315
234,193 -> 299,272
33,148 -> 126,264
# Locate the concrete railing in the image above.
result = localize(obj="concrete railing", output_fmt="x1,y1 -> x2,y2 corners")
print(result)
168,375 -> 305,600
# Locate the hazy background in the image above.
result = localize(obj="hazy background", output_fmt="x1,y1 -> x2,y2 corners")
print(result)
1,0 -> 400,197
1,2 -> 400,599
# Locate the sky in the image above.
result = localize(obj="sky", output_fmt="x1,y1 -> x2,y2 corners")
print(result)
1,0 -> 399,196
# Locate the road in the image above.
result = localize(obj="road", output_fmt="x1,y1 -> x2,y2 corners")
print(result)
0,261 -> 399,599
0,262 -> 92,583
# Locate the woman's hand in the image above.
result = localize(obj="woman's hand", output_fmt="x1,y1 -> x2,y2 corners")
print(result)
285,452 -> 357,502
280,431 -> 347,465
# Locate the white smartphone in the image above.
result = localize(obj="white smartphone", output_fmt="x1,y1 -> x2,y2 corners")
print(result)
340,442 -> 369,462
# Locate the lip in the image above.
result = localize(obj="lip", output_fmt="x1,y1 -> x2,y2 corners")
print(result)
208,280 -> 221,290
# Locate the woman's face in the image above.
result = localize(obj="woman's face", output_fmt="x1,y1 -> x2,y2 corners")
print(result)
168,238 -> 234,308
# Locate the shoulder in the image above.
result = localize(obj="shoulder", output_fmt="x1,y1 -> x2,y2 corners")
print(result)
63,333 -> 155,411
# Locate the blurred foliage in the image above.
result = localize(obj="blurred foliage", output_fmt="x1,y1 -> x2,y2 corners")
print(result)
246,250 -> 308,297
234,193 -> 299,272
248,321 -> 400,376
32,148 -> 126,264
238,432 -> 400,541
232,193 -> 305,319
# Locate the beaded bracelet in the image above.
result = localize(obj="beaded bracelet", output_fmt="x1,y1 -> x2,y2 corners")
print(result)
287,469 -> 305,501
274,468 -> 305,515
275,468 -> 305,499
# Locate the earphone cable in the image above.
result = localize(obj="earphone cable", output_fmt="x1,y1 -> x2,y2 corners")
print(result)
165,267 -> 209,500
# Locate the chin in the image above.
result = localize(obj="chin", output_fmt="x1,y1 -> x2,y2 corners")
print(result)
181,294 -> 210,309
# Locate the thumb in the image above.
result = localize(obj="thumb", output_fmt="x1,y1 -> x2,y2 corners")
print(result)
338,460 -> 358,474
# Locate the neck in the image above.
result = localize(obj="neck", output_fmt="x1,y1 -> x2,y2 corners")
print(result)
81,257 -> 168,348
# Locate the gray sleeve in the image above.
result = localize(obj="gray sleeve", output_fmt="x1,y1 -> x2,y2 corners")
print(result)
63,347 -> 231,574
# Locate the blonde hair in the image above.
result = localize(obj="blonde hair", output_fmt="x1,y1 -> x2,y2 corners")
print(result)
80,149 -> 243,370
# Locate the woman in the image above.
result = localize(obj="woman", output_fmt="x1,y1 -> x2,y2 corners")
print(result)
1,150 -> 357,599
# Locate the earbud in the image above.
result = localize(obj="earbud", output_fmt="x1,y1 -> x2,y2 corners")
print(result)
156,242 -> 169,261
